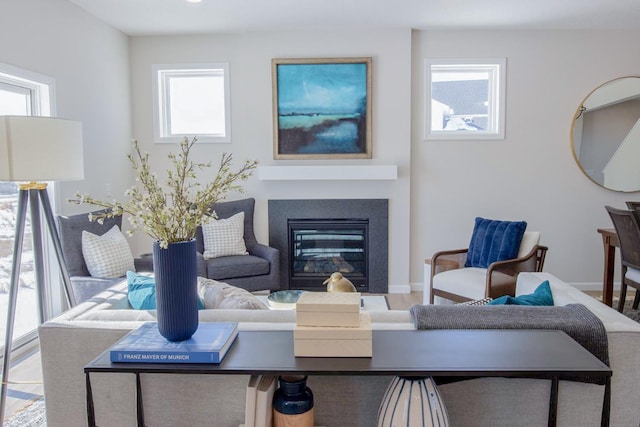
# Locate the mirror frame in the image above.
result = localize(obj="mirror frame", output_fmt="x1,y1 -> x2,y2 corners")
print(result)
571,76 -> 640,193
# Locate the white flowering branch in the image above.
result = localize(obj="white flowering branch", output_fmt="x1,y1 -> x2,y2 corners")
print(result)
70,136 -> 257,248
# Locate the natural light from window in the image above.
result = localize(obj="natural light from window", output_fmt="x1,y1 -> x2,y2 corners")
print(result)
0,63 -> 55,354
425,58 -> 505,140
153,63 -> 231,143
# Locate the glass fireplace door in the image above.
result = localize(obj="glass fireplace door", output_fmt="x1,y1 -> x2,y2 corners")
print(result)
289,219 -> 368,290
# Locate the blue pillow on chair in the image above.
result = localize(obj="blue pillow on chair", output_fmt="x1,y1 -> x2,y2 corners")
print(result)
488,280 -> 554,306
465,217 -> 527,268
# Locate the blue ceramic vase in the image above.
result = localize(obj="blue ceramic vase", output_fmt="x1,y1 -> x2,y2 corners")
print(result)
273,375 -> 314,426
152,239 -> 199,342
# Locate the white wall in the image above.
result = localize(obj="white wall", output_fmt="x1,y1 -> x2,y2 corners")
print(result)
8,2 -> 637,292
411,30 -> 640,289
129,30 -> 413,291
0,0 -> 132,216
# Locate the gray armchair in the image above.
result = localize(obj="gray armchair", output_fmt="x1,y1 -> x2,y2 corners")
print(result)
56,210 -> 153,305
195,198 -> 280,292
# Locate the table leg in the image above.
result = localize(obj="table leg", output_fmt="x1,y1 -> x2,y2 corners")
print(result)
136,373 -> 145,427
602,237 -> 616,307
86,372 -> 96,427
548,377 -> 558,427
601,376 -> 611,427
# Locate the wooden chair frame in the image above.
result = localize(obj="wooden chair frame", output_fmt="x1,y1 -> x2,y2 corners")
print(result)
429,244 -> 548,303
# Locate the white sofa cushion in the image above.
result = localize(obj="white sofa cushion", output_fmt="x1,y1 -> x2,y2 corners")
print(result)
517,272 -> 640,333
517,231 -> 540,257
432,267 -> 488,301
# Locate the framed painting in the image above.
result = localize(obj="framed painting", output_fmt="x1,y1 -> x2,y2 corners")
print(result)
272,57 -> 372,160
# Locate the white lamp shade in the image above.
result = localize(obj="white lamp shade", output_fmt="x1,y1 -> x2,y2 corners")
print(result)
0,115 -> 84,182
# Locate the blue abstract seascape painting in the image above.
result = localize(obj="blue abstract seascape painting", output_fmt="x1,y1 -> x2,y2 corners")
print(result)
273,58 -> 371,159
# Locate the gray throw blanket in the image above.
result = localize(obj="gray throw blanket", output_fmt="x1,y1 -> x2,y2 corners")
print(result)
409,303 -> 609,385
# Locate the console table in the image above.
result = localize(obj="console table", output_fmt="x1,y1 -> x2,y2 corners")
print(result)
85,329 -> 611,427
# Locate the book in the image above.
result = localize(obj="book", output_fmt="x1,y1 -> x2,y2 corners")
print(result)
254,375 -> 277,427
244,375 -> 261,427
110,322 -> 238,364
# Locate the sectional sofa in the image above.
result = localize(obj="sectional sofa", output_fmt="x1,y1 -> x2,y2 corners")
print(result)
38,272 -> 640,426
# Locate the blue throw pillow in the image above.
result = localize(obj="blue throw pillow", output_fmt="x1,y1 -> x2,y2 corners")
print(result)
127,271 -> 157,310
465,217 -> 527,268
127,271 -> 205,310
488,280 -> 554,306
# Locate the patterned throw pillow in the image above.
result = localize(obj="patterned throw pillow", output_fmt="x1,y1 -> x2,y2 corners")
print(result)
457,297 -> 493,306
82,225 -> 135,278
202,212 -> 248,259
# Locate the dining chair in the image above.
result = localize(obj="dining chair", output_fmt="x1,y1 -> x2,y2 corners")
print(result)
605,206 -> 640,312
625,201 -> 640,222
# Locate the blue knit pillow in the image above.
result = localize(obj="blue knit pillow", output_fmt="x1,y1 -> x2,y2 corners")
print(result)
464,217 -> 527,268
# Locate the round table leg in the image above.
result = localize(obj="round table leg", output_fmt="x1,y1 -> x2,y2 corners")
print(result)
377,376 -> 450,427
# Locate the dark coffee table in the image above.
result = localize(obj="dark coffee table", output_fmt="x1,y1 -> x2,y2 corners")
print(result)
85,329 -> 611,427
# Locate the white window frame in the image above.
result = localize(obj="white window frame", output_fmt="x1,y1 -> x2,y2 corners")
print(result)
0,63 -> 53,117
152,63 -> 231,144
424,58 -> 506,140
0,62 -> 61,356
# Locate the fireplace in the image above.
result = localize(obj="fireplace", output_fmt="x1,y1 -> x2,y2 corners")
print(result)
268,199 -> 388,292
290,219 -> 368,290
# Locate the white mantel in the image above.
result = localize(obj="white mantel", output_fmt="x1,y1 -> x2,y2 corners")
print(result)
257,165 -> 398,181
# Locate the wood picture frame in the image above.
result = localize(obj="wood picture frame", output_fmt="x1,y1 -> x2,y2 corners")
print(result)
272,57 -> 372,160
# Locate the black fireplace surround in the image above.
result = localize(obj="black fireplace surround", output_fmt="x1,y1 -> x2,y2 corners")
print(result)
268,199 -> 388,293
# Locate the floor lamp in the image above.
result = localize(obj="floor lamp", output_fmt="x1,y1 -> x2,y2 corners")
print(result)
0,116 -> 84,424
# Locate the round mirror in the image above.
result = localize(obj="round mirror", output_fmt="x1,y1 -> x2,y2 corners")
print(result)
572,76 -> 640,192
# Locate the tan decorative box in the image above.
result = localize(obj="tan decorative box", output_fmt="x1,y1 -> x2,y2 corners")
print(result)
295,292 -> 361,327
294,312 -> 372,357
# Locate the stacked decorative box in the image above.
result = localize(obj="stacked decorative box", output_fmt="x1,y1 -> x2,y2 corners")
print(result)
294,292 -> 372,357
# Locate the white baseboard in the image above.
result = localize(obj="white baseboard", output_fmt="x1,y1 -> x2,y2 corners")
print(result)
409,282 -> 424,292
388,283 -> 412,294
569,282 -> 618,292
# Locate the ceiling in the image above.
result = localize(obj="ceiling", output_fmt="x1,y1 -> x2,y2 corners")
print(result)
67,0 -> 640,36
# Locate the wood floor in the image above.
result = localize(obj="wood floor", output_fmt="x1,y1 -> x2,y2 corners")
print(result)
3,348 -> 43,422
379,291 -> 423,310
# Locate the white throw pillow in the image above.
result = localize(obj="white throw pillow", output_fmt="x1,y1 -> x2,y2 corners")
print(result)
82,225 -> 135,278
202,212 -> 248,259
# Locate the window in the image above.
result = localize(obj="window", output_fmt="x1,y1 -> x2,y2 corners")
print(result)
0,62 -> 57,357
153,63 -> 231,143
425,58 -> 506,140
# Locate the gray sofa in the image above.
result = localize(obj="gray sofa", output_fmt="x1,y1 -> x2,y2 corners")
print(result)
38,272 -> 640,426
